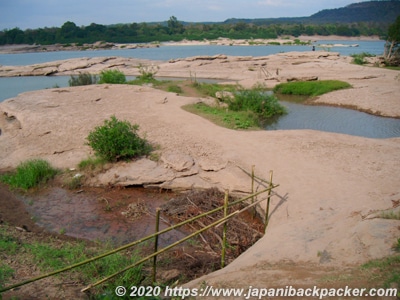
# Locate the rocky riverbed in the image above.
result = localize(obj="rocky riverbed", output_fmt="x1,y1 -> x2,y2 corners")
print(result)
1,49 -> 399,298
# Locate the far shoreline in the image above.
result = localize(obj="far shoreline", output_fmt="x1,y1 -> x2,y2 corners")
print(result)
0,35 -> 384,54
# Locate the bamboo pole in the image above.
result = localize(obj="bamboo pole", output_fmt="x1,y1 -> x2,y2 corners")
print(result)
1,186 -> 278,293
152,208 -> 161,284
251,165 -> 256,218
221,190 -> 229,268
264,170 -> 274,233
238,166 -> 285,201
81,209 -> 242,292
82,197 -> 269,292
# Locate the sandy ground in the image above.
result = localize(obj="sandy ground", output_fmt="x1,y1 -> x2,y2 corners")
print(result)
1,50 -> 400,296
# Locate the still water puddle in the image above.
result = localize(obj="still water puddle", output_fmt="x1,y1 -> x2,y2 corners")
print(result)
18,187 -> 186,246
266,99 -> 400,139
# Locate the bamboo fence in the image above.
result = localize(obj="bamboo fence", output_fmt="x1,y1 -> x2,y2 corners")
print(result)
0,168 -> 278,294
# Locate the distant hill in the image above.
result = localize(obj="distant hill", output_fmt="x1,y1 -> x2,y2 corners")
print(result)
308,0 -> 400,23
223,0 -> 400,25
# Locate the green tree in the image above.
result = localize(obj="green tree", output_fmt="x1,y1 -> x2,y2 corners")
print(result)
384,16 -> 400,66
167,16 -> 184,34
2,27 -> 25,44
57,21 -> 81,42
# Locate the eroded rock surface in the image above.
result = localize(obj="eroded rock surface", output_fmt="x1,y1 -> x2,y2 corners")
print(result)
1,51 -> 400,291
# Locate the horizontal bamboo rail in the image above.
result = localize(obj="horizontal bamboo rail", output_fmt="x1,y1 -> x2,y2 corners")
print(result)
81,196 -> 268,292
1,184 -> 279,294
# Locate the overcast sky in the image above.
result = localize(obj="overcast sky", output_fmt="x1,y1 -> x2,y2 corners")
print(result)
1,0 -> 357,30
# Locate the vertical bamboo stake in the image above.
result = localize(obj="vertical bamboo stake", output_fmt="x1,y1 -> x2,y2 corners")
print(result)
221,190 -> 229,268
264,170 -> 273,233
251,165 -> 256,218
152,208 -> 161,284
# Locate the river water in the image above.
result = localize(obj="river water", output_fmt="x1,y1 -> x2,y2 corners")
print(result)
0,40 -> 386,65
1,40 -> 399,139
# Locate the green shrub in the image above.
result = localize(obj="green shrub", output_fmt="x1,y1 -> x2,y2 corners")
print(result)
227,86 -> 287,119
128,64 -> 161,86
98,69 -> 126,84
273,80 -> 351,97
86,115 -> 152,162
138,64 -> 159,81
189,83 -> 286,127
0,159 -> 58,190
351,52 -> 375,65
68,73 -> 97,86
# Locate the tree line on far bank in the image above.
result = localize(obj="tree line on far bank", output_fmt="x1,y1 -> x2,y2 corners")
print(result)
0,16 -> 390,46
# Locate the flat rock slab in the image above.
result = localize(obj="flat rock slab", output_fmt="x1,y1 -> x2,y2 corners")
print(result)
1,51 -> 400,292
93,159 -> 176,186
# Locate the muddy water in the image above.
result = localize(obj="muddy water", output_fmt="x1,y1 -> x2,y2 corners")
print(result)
17,187 -> 186,247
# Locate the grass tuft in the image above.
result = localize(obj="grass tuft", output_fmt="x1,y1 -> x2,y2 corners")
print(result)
273,80 -> 351,97
78,156 -> 108,171
0,159 -> 58,190
361,255 -> 400,294
24,240 -> 144,296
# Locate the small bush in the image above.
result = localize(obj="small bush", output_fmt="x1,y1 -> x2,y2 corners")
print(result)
274,80 -> 351,97
99,69 -> 126,84
351,52 -> 375,65
68,73 -> 97,86
86,115 -> 152,162
128,64 -> 160,85
0,159 -> 58,190
227,86 -> 287,119
138,64 -> 159,81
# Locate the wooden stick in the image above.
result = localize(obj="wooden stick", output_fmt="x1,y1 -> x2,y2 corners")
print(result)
221,190 -> 229,268
81,208 -> 243,292
152,208 -> 161,284
264,170 -> 274,233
